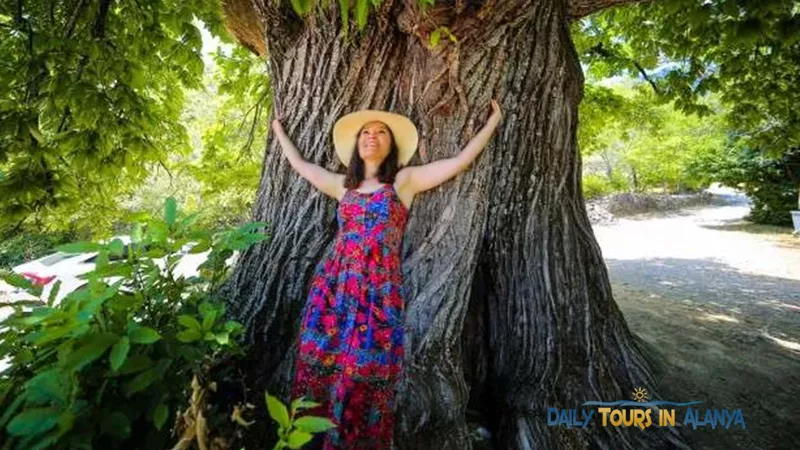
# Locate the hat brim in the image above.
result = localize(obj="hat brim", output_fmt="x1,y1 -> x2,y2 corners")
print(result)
333,110 -> 418,167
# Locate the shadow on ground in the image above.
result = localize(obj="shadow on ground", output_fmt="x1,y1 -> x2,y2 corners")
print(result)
609,258 -> 800,450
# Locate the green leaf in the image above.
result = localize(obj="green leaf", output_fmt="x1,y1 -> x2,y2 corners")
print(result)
290,0 -> 315,16
82,279 -> 123,311
147,221 -> 168,243
109,336 -> 130,371
429,28 -> 441,48
61,333 -> 118,372
128,327 -> 161,344
213,332 -> 230,345
293,416 -> 337,433
115,354 -> 153,376
339,0 -> 349,36
164,197 -> 178,227
265,392 -> 290,429
143,247 -> 168,259
287,430 -> 313,449
7,407 -> 60,436
25,323 -> 74,345
55,242 -> 103,254
447,30 -> 457,43
355,0 -> 369,30
108,238 -> 124,256
224,320 -> 244,335
235,221 -> 270,235
178,314 -> 202,331
188,240 -> 211,254
176,328 -> 203,343
0,393 -> 25,428
178,213 -> 200,231
153,403 -> 169,430
131,223 -> 143,244
23,369 -> 70,406
0,270 -> 34,291
95,249 -> 109,268
200,302 -> 218,330
290,396 -> 321,413
47,280 -> 61,306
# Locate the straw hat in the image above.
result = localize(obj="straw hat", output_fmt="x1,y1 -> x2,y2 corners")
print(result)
333,110 -> 419,167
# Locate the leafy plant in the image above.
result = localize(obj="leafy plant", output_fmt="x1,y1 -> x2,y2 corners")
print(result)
583,174 -> 617,199
0,197 -> 269,450
700,146 -> 800,225
0,0 -> 231,230
265,392 -> 336,450
0,230 -> 80,269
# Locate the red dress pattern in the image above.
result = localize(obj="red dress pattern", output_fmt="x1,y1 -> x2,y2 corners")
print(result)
291,183 -> 408,449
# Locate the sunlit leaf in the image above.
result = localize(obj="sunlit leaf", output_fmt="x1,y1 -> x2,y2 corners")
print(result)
266,392 -> 290,429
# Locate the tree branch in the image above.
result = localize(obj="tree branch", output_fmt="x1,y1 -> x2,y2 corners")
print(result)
589,43 -> 661,95
91,0 -> 112,39
567,0 -> 658,21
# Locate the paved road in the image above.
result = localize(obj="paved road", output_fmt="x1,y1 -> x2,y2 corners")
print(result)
594,198 -> 800,346
592,195 -> 800,450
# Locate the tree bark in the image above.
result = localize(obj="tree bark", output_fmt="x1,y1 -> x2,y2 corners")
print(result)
220,1 -> 691,449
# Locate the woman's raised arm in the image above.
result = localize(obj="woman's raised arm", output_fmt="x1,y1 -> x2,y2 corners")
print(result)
272,117 -> 345,201
398,99 -> 502,196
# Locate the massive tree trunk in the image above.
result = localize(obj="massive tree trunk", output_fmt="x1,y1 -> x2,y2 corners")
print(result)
220,1 -> 690,449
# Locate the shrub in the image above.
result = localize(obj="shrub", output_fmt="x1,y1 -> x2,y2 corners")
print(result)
707,147 -> 800,226
583,174 -> 614,199
583,172 -> 630,199
0,231 -> 80,270
0,198 -> 269,449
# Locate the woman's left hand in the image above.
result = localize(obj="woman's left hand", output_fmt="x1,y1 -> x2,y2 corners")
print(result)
488,99 -> 502,125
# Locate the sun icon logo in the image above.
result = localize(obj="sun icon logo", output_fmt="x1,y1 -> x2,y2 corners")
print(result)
632,387 -> 648,402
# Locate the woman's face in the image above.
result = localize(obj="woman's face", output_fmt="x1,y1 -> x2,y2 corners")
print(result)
357,121 -> 392,165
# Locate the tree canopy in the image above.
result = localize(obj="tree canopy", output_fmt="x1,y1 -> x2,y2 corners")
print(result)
575,0 -> 800,152
2,0 -> 797,232
0,0 -> 229,232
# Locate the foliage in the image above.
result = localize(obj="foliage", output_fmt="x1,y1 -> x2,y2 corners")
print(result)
695,147 -> 800,225
574,0 -> 800,154
579,83 -> 727,194
121,44 -> 267,230
184,46 -> 269,228
0,230 -> 80,270
428,26 -> 458,49
0,198 -> 269,450
583,173 -> 628,200
265,392 -> 337,450
284,0 -> 408,33
0,0 -> 231,231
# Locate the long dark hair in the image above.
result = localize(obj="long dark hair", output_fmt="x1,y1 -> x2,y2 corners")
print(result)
343,123 -> 401,189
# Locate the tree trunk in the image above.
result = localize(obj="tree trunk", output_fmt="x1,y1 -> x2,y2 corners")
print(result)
220,1 -> 691,449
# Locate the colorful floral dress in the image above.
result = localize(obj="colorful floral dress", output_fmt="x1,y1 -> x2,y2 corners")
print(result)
291,183 -> 408,450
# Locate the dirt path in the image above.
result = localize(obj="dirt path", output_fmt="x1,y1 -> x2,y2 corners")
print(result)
593,196 -> 800,450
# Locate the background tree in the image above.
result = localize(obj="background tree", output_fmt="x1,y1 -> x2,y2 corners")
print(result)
580,83 -> 727,196
0,0 -> 227,234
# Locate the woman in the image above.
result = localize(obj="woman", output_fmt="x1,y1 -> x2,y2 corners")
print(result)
272,100 -> 502,449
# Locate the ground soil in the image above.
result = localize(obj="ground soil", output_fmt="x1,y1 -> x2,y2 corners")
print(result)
595,196 -> 800,450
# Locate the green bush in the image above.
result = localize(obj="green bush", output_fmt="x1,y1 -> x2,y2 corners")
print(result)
583,174 -> 613,199
583,172 -> 630,199
0,231 -> 80,270
0,198 -> 269,450
705,147 -> 800,226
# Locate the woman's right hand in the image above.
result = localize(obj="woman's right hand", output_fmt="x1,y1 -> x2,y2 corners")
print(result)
271,108 -> 285,132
